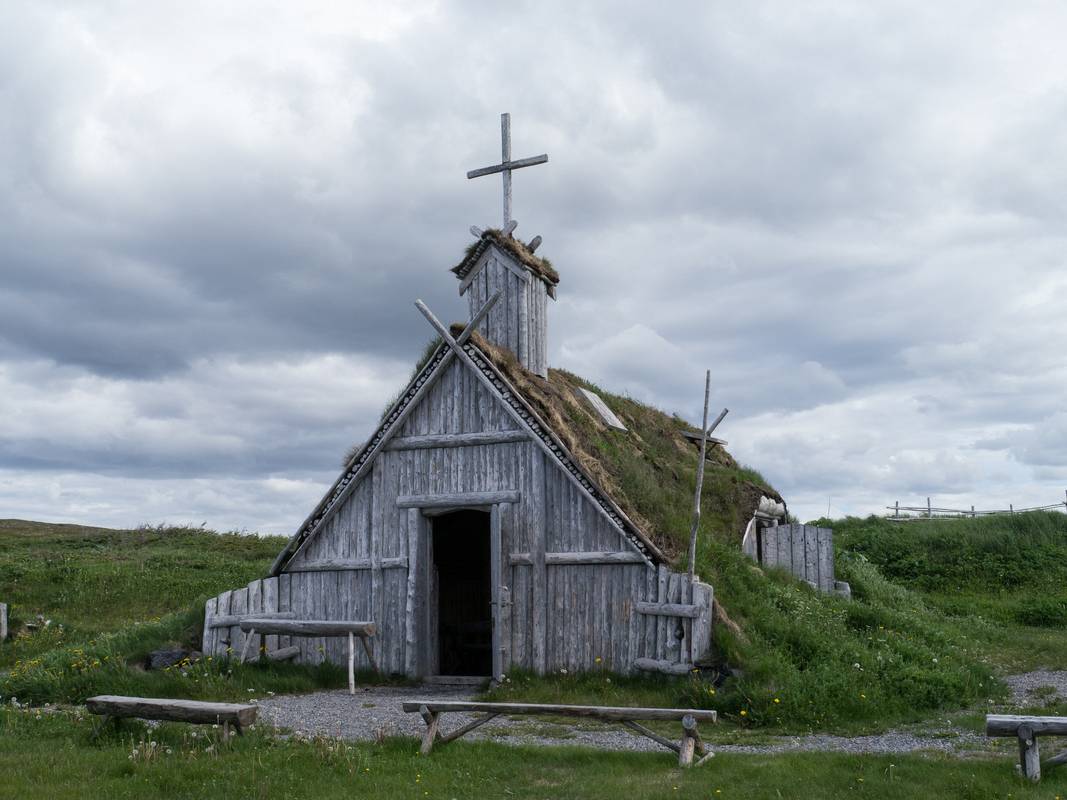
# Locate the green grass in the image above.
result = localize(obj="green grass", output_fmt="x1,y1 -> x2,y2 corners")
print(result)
2,705 -> 1064,800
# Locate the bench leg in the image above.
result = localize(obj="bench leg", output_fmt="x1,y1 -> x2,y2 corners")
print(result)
1018,725 -> 1040,782
222,720 -> 232,744
348,632 -> 355,695
678,715 -> 698,767
361,637 -> 379,674
239,628 -> 256,664
90,715 -> 114,741
419,705 -> 440,756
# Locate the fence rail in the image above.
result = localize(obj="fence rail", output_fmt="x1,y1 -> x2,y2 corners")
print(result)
887,494 -> 1067,521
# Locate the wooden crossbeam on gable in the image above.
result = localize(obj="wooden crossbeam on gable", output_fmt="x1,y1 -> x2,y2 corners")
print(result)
577,388 -> 628,431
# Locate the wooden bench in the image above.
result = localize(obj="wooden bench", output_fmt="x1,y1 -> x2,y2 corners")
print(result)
85,695 -> 257,741
238,618 -> 378,695
402,701 -> 718,766
986,714 -> 1067,782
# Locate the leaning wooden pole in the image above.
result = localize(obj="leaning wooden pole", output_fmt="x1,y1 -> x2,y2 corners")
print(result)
687,371 -> 712,588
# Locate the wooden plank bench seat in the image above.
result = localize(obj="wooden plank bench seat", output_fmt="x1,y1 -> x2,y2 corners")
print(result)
237,618 -> 378,695
402,701 -> 718,766
85,695 -> 257,741
986,714 -> 1067,782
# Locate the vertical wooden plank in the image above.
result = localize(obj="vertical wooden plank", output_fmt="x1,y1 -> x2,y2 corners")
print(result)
215,590 -> 233,657
803,525 -> 818,588
404,508 -> 422,677
531,451 -> 548,673
277,573 -> 292,654
819,527 -> 834,593
761,525 -> 776,567
777,524 -> 792,572
230,587 -> 248,660
262,578 -> 279,655
202,596 -> 217,655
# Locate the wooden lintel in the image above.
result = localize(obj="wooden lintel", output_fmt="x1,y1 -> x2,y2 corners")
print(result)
396,490 -> 521,509
510,551 -> 647,566
385,430 -> 528,451
287,559 -> 372,573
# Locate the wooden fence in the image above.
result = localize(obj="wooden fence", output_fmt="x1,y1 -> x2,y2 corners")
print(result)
888,495 -> 1067,521
743,522 -> 837,594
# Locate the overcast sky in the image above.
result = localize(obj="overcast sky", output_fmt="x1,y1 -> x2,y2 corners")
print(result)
2,1 -> 1066,531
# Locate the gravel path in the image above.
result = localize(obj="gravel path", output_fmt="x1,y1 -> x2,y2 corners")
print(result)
1005,671 -> 1067,707
255,686 -> 989,755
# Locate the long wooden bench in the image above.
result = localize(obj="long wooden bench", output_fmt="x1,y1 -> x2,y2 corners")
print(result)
986,714 -> 1067,782
402,701 -> 717,766
86,695 -> 257,741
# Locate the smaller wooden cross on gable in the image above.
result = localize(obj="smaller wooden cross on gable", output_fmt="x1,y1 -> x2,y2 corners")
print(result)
467,113 -> 548,231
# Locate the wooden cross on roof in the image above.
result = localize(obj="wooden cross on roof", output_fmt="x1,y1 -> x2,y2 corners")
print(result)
467,113 -> 548,231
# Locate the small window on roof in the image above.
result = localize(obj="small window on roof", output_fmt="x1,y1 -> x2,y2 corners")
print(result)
577,388 -> 628,431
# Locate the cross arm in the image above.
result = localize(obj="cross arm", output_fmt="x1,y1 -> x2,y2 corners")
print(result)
467,154 -> 548,179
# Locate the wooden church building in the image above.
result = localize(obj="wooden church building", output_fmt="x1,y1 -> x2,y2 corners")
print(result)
202,117 -> 727,681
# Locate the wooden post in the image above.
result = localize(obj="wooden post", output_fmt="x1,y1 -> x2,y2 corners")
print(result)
679,714 -> 699,767
1010,504 -> 1015,516
419,704 -> 440,755
1018,724 -> 1040,782
361,637 -> 379,674
348,631 -> 356,695
927,497 -> 932,518
239,628 -> 256,664
972,505 -> 976,518
0,602 -> 7,643
687,371 -> 712,589
222,720 -> 231,744
894,501 -> 899,519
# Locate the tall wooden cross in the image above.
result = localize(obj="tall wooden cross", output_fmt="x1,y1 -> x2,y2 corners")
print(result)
466,113 -> 548,230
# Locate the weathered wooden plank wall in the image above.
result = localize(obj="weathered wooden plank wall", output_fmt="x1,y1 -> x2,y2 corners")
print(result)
203,355 -> 718,676
749,523 -> 836,593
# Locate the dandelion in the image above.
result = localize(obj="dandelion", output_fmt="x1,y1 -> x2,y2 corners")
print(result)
773,698 -> 780,704
595,657 -> 602,664
740,710 -> 747,717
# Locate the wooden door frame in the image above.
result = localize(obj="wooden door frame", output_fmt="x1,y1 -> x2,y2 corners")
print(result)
407,497 -> 517,680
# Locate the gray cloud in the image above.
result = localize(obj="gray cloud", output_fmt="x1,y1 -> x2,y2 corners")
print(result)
1,1 -> 1066,530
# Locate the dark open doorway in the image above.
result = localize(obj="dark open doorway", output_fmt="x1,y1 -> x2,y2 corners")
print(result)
431,509 -> 492,677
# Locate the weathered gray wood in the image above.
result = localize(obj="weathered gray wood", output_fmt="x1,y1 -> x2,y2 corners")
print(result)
402,701 -> 716,723
273,291 -> 502,574
988,715 -> 1067,737
621,720 -> 681,754
1018,724 -> 1041,781
419,705 -> 440,755
681,430 -> 728,447
381,556 -> 409,569
207,611 -> 296,629
261,645 -> 300,662
239,619 -> 376,637
634,658 -> 695,675
85,696 -> 257,730
510,551 -> 647,566
396,490 -> 520,509
531,450 -> 547,673
466,152 -> 549,181
287,559 -> 372,573
385,430 -> 528,451
635,602 -> 701,619
491,504 -> 506,679
404,507 -> 421,677
679,714 -> 699,767
438,712 -> 499,744
0,602 -> 7,642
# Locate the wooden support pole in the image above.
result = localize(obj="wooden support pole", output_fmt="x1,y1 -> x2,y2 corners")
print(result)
361,637 -> 379,674
438,713 -> 499,745
348,631 -> 355,695
621,720 -> 681,754
679,714 -> 699,767
419,705 -> 440,756
927,497 -> 932,518
1019,724 -> 1040,782
894,501 -> 899,519
238,628 -> 256,664
0,602 -> 7,643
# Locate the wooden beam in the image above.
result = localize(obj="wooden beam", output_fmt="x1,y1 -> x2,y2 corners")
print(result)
681,431 -> 728,447
286,559 -> 372,573
633,658 -> 697,675
396,490 -> 521,509
438,712 -> 499,745
0,602 -> 6,643
620,719 -> 681,754
401,701 -> 716,723
510,551 -> 648,566
207,611 -> 296,629
635,602 -> 702,619
987,715 -> 1067,737
238,619 -> 377,637
466,154 -> 548,179
385,430 -> 529,451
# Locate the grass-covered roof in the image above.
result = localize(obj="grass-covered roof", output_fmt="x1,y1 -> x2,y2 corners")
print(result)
451,229 -> 560,286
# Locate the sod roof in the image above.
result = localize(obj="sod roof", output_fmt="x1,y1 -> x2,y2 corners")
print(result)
451,229 -> 560,286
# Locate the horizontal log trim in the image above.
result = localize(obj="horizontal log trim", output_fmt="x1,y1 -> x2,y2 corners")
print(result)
384,430 -> 529,451
207,611 -> 296,629
681,431 -> 728,447
635,602 -> 702,619
85,696 -> 257,728
987,714 -> 1067,737
396,490 -> 520,509
634,658 -> 698,676
510,551 -> 648,566
238,619 -> 377,637
401,701 -> 716,723
287,559 -> 372,573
